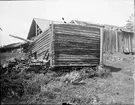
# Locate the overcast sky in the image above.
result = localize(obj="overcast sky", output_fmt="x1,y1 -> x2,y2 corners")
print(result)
0,0 -> 134,46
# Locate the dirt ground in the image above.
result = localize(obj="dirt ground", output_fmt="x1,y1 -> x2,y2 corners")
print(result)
103,52 -> 134,104
0,52 -> 134,105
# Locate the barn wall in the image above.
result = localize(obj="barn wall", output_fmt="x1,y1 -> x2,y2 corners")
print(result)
131,33 -> 135,52
103,29 -> 134,53
31,28 -> 50,60
122,32 -> 134,53
117,31 -> 123,53
103,29 -> 116,53
53,24 -> 100,66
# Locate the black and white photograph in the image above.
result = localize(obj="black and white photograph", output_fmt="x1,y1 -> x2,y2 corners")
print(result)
0,0 -> 134,104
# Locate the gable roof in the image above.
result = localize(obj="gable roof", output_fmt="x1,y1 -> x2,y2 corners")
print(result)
34,18 -> 54,31
27,18 -> 62,39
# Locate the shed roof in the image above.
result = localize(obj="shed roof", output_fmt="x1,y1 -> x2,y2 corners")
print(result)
71,20 -> 134,34
70,20 -> 104,28
0,42 -> 28,52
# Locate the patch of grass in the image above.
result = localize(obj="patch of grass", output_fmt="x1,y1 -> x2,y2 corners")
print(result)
39,91 -> 57,100
26,82 -> 40,95
95,66 -> 112,78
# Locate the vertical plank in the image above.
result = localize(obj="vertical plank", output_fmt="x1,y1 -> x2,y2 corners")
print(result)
100,28 -> 103,66
109,30 -> 111,53
103,29 -> 106,53
112,30 -> 114,53
116,30 -> 118,52
117,32 -> 119,52
125,34 -> 128,53
106,30 -> 109,52
130,35 -> 132,53
105,30 -> 107,52
120,32 -> 123,53
129,34 -> 131,53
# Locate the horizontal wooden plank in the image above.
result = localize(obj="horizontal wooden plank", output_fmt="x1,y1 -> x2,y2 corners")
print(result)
34,33 -> 50,45
32,40 -> 50,53
32,33 -> 50,47
37,47 -> 49,56
55,61 -> 99,66
55,38 -> 100,44
55,52 -> 99,56
56,59 -> 99,62
55,33 -> 100,39
32,43 -> 50,53
54,64 -> 97,67
54,31 -> 100,38
55,36 -> 100,41
54,42 -> 100,46
55,54 -> 99,57
32,28 -> 50,44
54,48 -> 100,51
54,24 -> 100,32
56,60 -> 99,63
54,28 -> 100,35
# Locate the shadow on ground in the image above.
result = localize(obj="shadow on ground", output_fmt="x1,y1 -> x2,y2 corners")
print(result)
104,65 -> 121,72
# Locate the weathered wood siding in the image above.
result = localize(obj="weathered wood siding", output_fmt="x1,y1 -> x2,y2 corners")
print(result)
103,29 -> 134,53
29,23 -> 134,68
103,29 -> 116,53
53,24 -> 100,66
122,32 -> 133,53
31,28 -> 50,60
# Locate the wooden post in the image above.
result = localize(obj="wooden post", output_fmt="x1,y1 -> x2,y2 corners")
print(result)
129,34 -> 131,54
49,22 -> 54,67
100,28 -> 103,66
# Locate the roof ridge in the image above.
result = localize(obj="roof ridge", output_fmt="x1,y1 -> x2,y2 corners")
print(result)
33,18 -> 63,23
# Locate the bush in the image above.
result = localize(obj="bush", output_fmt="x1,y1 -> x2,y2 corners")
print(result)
39,91 -> 57,100
26,82 -> 40,95
24,73 -> 54,95
80,67 -> 96,78
60,71 -> 80,83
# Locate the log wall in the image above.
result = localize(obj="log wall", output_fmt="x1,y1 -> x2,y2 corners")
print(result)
29,23 -> 134,68
31,28 -> 50,60
53,24 -> 100,66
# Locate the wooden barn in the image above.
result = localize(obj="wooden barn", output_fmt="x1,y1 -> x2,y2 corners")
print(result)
27,18 -> 134,68
103,25 -> 134,54
71,20 -> 134,54
27,18 -> 103,67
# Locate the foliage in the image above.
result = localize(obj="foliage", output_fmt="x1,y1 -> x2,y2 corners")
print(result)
124,13 -> 134,31
1,52 -> 134,104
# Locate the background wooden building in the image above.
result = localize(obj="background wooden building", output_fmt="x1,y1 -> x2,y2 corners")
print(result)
103,26 -> 134,54
27,18 -> 134,68
71,20 -> 134,54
